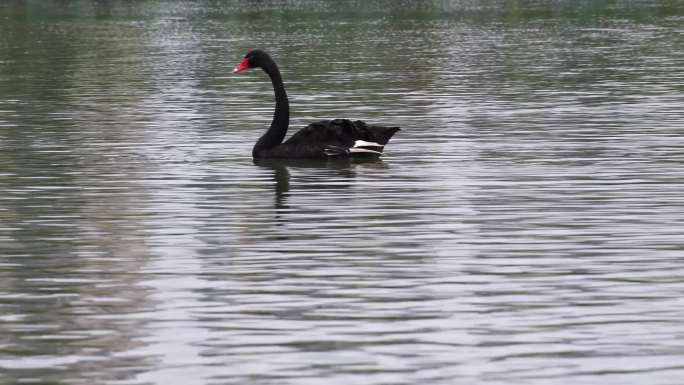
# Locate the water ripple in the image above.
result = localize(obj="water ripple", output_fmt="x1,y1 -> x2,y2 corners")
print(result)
2,1 -> 684,384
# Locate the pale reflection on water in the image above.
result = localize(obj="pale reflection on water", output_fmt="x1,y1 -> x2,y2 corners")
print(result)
2,1 -> 684,384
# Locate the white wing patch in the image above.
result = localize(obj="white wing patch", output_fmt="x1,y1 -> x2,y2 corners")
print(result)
351,139 -> 384,156
324,141 -> 384,157
349,147 -> 383,155
354,140 -> 383,148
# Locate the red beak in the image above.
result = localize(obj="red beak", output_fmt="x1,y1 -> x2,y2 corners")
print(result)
233,58 -> 250,73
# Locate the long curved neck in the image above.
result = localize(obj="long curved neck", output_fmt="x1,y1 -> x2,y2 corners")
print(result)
253,58 -> 289,157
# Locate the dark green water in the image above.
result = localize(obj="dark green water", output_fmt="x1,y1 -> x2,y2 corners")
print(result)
2,1 -> 684,384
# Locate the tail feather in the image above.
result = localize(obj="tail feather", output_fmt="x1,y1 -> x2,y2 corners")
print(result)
353,120 -> 400,145
322,120 -> 400,158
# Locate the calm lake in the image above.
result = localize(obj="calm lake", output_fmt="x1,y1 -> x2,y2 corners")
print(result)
2,1 -> 684,384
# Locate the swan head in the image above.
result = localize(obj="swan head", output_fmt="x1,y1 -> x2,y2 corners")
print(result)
233,49 -> 271,73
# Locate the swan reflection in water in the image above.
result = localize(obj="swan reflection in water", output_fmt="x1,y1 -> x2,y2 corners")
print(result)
253,157 -> 390,219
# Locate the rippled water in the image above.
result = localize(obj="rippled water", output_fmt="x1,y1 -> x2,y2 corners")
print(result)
2,1 -> 684,384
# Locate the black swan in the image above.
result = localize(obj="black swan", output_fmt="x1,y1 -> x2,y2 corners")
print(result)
233,50 -> 400,159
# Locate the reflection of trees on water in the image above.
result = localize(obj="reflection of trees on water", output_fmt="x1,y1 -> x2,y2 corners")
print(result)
0,3 -> 176,383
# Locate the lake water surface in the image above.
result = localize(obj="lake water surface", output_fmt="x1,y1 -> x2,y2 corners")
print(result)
2,1 -> 684,384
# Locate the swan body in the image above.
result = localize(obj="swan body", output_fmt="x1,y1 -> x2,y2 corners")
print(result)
233,50 -> 399,159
